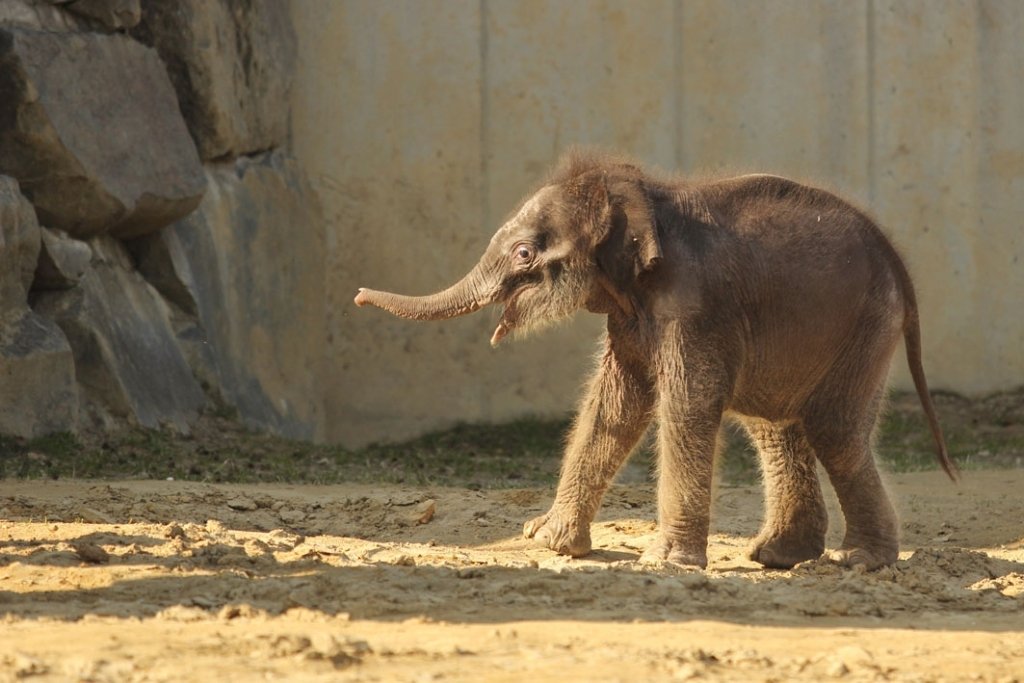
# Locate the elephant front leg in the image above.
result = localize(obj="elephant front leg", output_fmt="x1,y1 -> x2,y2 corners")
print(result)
523,337 -> 654,557
641,334 -> 728,569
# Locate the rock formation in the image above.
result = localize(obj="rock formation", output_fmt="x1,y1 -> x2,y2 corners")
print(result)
0,26 -> 206,238
0,0 -> 325,440
132,0 -> 296,161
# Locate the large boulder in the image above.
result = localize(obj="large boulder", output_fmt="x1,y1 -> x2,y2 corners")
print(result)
48,0 -> 142,31
0,176 -> 39,299
0,176 -> 77,437
0,27 -> 205,239
131,152 -> 325,439
132,0 -> 296,160
33,238 -> 206,431
0,311 -> 78,437
0,0 -> 90,31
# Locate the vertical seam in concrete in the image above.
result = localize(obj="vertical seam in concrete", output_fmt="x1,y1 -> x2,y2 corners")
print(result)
971,0 -> 985,222
674,0 -> 684,171
866,0 -> 876,207
479,0 -> 491,234
478,0 -> 492,420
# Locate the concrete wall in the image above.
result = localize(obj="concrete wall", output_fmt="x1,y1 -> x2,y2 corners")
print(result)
290,0 -> 1024,447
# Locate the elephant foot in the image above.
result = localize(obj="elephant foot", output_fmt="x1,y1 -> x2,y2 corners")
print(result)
748,530 -> 825,569
522,509 -> 591,557
639,534 -> 707,569
822,544 -> 898,571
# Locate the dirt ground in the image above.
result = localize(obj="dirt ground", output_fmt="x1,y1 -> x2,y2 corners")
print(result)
1,469 -> 1022,682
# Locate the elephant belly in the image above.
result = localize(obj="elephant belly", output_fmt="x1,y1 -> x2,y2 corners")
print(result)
727,273 -> 899,421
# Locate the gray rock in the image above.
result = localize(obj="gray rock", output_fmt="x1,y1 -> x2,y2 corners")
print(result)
54,0 -> 141,30
131,152 -> 325,439
130,225 -> 198,316
0,310 -> 78,438
33,227 -> 92,291
0,176 -> 77,437
130,221 -> 221,409
226,496 -> 257,512
33,237 -> 206,431
0,0 -> 90,31
0,27 -> 206,239
0,176 -> 40,300
132,0 -> 296,160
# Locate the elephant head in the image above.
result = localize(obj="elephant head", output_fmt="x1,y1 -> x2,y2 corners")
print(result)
354,153 -> 664,345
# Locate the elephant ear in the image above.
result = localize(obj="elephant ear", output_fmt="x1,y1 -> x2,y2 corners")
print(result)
593,176 -> 663,315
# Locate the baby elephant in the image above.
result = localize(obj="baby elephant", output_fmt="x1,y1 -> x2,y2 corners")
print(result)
355,150 -> 956,570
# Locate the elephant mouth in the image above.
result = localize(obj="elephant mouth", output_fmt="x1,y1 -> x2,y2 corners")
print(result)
490,287 -> 532,346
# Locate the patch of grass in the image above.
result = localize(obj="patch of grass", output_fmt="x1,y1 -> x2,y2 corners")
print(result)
1,389 -> 1020,487
326,418 -> 569,488
718,389 -> 1024,483
0,432 -> 86,479
0,417 -> 571,489
876,391 -> 1024,474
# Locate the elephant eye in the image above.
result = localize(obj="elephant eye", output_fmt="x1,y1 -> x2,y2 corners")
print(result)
513,243 -> 536,262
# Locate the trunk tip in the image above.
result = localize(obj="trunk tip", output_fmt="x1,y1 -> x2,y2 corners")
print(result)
354,288 -> 371,307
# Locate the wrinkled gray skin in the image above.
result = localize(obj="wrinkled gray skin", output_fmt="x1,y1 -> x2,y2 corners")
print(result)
355,151 -> 956,570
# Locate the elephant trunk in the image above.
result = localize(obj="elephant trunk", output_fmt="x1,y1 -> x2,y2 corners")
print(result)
354,261 -> 498,321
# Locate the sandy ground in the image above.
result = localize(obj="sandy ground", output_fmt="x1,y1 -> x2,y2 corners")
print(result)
1,470 -> 1022,682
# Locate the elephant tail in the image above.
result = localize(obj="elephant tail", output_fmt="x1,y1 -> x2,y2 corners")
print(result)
900,284 -> 959,482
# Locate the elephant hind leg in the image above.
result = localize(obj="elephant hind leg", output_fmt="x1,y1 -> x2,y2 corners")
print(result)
803,387 -> 899,570
801,313 -> 903,570
815,443 -> 898,569
744,418 -> 827,569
